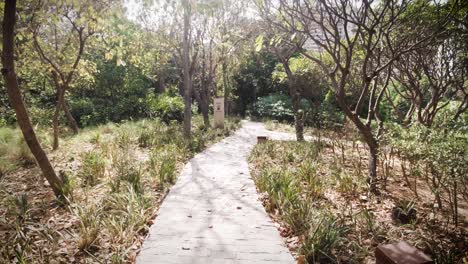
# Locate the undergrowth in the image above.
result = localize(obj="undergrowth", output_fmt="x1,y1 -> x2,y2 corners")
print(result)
0,116 -> 241,263
249,138 -> 466,263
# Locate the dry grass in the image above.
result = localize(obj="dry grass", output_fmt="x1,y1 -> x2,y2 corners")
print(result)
0,116 -> 241,263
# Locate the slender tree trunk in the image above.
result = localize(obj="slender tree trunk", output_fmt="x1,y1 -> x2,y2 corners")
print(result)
284,62 -> 304,141
60,94 -> 79,134
193,87 -> 210,128
1,0 -> 63,198
367,137 -> 378,192
182,0 -> 192,138
200,91 -> 210,128
202,104 -> 209,128
335,95 -> 379,193
291,89 -> 304,141
222,62 -> 229,117
52,87 -> 63,150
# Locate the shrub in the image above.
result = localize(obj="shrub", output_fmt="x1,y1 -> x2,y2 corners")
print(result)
302,212 -> 347,263
298,162 -> 323,199
75,204 -> 101,251
147,93 -> 184,123
254,94 -> 310,122
79,151 -> 106,186
14,138 -> 35,168
103,186 -> 152,244
149,148 -> 177,188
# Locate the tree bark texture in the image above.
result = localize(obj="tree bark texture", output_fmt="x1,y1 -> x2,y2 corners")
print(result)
182,0 -> 192,138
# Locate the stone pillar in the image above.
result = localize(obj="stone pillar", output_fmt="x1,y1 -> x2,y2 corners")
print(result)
214,97 -> 224,129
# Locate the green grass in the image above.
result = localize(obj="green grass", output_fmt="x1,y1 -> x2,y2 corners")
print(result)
0,127 -> 35,176
79,151 -> 106,186
249,140 -> 348,262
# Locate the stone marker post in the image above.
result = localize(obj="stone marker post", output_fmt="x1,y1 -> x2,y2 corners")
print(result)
214,97 -> 224,129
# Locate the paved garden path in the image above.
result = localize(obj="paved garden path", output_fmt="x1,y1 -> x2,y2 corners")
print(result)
137,121 -> 296,264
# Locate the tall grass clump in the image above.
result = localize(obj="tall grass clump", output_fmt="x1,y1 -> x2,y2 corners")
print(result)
103,186 -> 152,245
149,146 -> 178,189
74,204 -> 101,251
79,151 -> 106,186
302,212 -> 347,263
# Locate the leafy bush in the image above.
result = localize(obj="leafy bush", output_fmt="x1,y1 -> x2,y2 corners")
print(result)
387,109 -> 467,225
253,94 -> 311,122
147,93 -> 184,123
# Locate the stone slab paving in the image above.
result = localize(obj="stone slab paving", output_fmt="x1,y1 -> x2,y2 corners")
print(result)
137,121 -> 296,264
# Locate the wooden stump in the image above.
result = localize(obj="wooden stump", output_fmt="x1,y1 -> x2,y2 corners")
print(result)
375,241 -> 433,264
257,136 -> 268,144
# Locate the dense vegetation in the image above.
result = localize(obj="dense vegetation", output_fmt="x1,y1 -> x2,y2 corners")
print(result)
250,120 -> 466,262
0,0 -> 466,263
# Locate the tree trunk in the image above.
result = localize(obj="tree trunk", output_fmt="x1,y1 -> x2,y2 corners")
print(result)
291,90 -> 304,141
335,95 -> 379,193
202,104 -> 209,128
182,0 -> 192,138
200,91 -> 210,128
52,87 -> 63,150
193,87 -> 210,128
1,0 -> 64,198
222,62 -> 229,117
60,94 -> 79,134
367,138 -> 378,192
284,62 -> 304,141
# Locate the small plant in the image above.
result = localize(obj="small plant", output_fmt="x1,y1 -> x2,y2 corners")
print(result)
298,162 -> 323,199
11,193 -> 30,225
331,164 -> 356,195
14,138 -> 35,168
0,159 -> 14,180
392,200 -> 417,224
89,132 -> 101,144
75,204 -> 101,251
59,170 -> 75,201
302,212 -> 347,263
112,148 -> 144,195
115,129 -> 132,149
79,151 -> 106,186
103,187 -> 152,244
125,166 -> 144,195
138,129 -> 155,148
282,199 -> 313,235
187,132 -> 206,153
150,149 -> 177,188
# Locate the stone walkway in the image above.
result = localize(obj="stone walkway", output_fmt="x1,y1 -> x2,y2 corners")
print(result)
136,121 -> 296,264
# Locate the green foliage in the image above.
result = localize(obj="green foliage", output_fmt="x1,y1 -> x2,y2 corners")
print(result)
302,213 -> 347,263
103,186 -> 152,244
233,52 -> 287,116
387,110 -> 467,225
79,151 -> 106,186
149,147 -> 177,188
70,58 -> 154,126
254,94 -> 310,122
0,127 -> 36,172
74,204 -> 101,251
250,140 -> 350,262
147,93 -> 184,123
